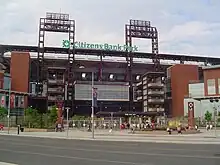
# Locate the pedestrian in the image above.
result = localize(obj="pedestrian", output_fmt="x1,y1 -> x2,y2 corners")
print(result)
109,127 -> 113,133
177,126 -> 182,134
206,124 -> 210,131
167,127 -> 171,134
195,125 -> 198,130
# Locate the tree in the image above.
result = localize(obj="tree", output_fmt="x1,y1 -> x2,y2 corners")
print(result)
24,107 -> 42,128
0,107 -> 7,119
48,106 -> 57,125
205,111 -> 212,122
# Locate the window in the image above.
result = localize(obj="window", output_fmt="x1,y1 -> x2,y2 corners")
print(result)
207,79 -> 215,95
218,79 -> 220,94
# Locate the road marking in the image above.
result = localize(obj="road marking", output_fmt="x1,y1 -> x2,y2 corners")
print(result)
1,141 -> 220,160
0,148 -> 152,165
0,162 -> 18,165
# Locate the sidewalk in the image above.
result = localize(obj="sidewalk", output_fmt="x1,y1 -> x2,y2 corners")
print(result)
1,129 -> 220,144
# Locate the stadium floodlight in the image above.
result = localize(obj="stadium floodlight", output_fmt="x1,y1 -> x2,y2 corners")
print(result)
109,74 -> 114,80
136,75 -> 140,80
81,73 -> 86,79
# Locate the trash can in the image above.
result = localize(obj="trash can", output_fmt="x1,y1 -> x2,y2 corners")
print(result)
20,127 -> 24,132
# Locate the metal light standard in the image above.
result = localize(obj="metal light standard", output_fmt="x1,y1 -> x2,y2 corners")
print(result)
66,107 -> 70,138
210,98 -> 219,137
7,79 -> 11,134
79,65 -> 95,139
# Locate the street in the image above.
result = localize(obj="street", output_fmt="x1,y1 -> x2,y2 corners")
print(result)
0,136 -> 220,165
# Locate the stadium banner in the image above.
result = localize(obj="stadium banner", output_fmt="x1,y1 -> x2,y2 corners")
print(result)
20,96 -> 24,108
62,40 -> 138,52
10,94 -> 15,109
93,87 -> 98,107
0,95 -> 5,108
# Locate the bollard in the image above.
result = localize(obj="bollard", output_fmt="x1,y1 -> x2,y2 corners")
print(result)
17,125 -> 20,135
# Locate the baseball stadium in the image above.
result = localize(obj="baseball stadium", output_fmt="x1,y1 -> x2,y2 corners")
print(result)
0,12 -> 220,125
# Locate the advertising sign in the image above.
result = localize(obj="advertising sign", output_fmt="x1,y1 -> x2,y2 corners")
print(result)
62,40 -> 138,52
1,95 -> 5,107
10,94 -> 15,108
93,87 -> 98,107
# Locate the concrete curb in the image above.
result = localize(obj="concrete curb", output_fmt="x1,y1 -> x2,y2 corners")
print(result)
1,133 -> 220,145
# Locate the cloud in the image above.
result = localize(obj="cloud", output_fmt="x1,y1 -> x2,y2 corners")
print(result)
0,0 -> 220,57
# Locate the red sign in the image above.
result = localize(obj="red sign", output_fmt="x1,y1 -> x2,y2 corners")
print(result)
1,95 -> 5,107
188,102 -> 194,111
188,102 -> 195,127
10,94 -> 15,108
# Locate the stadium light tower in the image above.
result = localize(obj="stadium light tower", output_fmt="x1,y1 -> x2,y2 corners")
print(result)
37,12 -> 76,113
125,19 -> 159,111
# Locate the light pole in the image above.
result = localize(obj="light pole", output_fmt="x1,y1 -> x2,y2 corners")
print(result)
7,79 -> 11,134
210,98 -> 219,137
91,72 -> 94,139
66,107 -> 70,138
79,65 -> 95,139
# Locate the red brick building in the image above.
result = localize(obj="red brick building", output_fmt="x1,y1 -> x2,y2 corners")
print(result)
10,52 -> 30,107
0,52 -> 30,108
203,65 -> 220,96
167,64 -> 199,117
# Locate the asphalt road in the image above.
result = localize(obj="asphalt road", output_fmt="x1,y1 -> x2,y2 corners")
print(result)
0,136 -> 220,165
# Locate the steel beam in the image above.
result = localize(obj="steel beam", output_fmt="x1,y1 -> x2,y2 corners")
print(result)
1,44 -> 220,64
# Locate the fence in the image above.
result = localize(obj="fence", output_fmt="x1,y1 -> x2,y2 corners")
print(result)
2,115 -> 213,130
70,119 -> 121,130
0,114 -> 55,129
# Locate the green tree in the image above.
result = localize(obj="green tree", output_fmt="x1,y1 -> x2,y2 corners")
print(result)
24,107 -> 42,128
0,107 -> 7,119
205,111 -> 212,122
48,106 -> 57,125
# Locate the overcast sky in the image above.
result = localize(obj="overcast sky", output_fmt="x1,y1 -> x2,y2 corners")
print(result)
0,0 -> 220,57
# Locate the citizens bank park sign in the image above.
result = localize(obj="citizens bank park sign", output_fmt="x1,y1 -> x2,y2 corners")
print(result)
62,40 -> 139,52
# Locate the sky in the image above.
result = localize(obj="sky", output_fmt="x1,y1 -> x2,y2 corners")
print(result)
0,0 -> 220,57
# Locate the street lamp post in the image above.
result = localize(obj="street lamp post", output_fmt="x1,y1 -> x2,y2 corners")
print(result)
91,72 -> 94,139
7,79 -> 11,134
66,107 -> 70,138
79,65 -> 95,139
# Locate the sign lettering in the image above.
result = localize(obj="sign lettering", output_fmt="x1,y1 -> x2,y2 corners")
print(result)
62,40 -> 138,52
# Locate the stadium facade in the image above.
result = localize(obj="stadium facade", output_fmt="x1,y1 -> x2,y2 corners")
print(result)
1,12 -> 220,122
